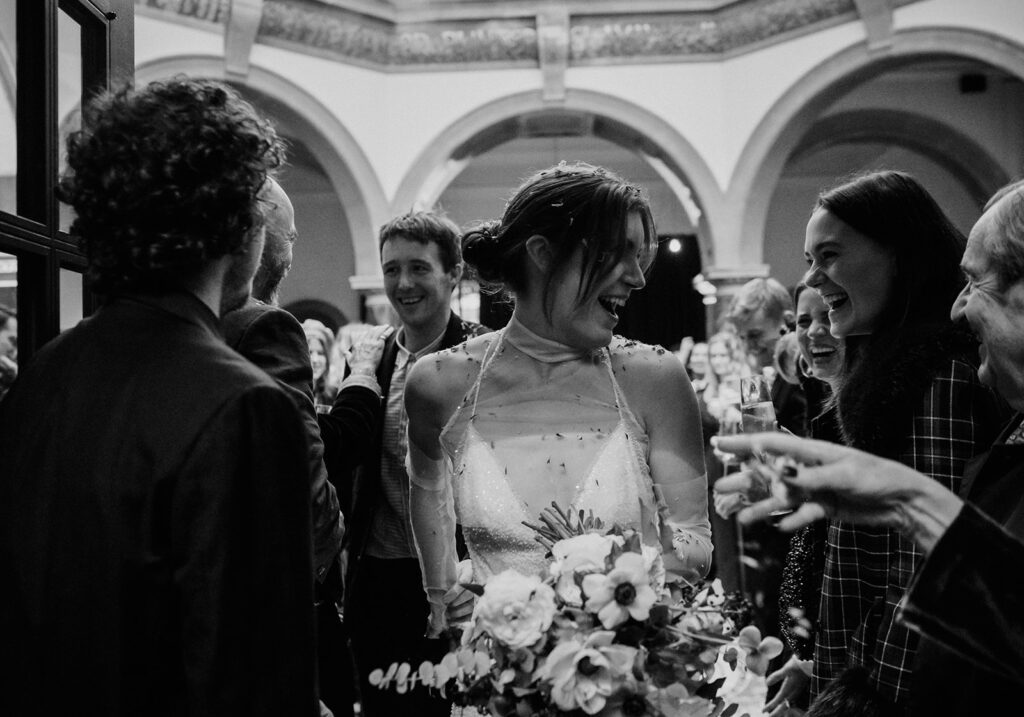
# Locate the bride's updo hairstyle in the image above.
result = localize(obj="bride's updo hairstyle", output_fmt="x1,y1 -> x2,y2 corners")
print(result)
462,161 -> 656,316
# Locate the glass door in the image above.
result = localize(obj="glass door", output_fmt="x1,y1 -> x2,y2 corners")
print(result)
0,0 -> 133,364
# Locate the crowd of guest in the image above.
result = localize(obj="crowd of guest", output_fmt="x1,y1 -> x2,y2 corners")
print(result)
1,75 -> 1022,717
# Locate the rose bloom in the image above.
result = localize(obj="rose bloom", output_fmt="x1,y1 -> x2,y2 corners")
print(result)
470,570 -> 557,650
549,534 -> 617,605
538,631 -> 637,715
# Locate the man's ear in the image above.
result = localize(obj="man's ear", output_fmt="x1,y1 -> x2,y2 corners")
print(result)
524,234 -> 553,272
449,261 -> 463,287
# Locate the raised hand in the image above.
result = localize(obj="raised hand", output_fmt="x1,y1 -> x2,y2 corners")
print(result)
711,432 -> 963,553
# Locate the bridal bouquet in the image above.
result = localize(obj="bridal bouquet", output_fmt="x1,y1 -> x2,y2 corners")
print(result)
370,504 -> 779,716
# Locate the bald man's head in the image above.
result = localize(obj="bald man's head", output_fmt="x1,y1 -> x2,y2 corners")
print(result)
253,178 -> 297,305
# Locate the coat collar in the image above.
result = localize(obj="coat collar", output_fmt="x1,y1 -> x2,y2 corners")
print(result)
114,291 -> 222,338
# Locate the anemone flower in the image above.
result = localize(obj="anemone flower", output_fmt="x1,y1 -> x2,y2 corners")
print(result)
582,552 -> 657,629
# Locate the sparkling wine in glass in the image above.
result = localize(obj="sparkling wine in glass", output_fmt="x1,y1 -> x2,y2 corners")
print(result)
739,375 -> 793,520
740,375 -> 776,433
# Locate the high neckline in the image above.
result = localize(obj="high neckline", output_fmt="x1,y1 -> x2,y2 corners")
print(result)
504,315 -> 592,363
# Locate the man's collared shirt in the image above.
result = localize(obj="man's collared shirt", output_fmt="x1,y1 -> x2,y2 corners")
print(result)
365,326 -> 446,559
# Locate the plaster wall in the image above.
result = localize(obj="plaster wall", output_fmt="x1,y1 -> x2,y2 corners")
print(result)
134,1 -> 1024,205
124,1 -> 1024,309
826,73 -> 1024,179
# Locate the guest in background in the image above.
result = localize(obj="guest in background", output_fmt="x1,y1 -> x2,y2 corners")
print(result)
725,277 -> 806,435
765,282 -> 845,715
221,177 -> 363,716
0,78 -> 318,715
700,329 -> 748,591
702,330 -> 747,431
686,340 -> 711,394
303,318 -> 338,409
343,210 -> 489,717
722,277 -> 806,644
778,170 -> 1006,712
0,304 -> 15,400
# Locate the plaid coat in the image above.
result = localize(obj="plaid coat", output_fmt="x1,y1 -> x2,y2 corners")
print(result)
812,327 -> 1009,710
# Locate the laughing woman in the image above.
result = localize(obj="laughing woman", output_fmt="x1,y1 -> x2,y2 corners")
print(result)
797,171 -> 1008,714
404,162 -> 713,641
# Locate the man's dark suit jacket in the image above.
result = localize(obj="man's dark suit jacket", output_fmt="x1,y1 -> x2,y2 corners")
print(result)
340,311 -> 488,612
910,412 -> 1024,715
222,298 -> 344,582
0,292 -> 318,716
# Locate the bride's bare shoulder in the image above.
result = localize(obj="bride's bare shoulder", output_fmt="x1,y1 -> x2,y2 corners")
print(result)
407,333 -> 495,411
607,336 -> 686,379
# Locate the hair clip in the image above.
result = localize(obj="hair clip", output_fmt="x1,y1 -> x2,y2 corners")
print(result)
478,225 -> 499,245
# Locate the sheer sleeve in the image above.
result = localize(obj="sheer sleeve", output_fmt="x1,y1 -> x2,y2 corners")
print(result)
655,478 -> 713,578
407,435 -> 459,637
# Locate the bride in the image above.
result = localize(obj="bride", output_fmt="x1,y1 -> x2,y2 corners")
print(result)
406,162 -> 713,636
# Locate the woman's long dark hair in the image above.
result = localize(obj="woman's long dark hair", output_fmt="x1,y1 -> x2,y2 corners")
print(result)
815,170 -> 966,333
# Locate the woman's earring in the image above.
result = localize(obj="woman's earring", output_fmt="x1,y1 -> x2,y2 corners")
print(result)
798,355 -> 812,379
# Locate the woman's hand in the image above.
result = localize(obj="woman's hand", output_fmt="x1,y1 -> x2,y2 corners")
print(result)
347,324 -> 394,376
765,655 -> 812,716
443,559 -> 476,627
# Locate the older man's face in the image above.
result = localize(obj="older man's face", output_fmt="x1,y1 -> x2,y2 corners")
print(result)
951,200 -> 1024,411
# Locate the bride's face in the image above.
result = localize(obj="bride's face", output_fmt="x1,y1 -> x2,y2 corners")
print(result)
548,211 -> 648,350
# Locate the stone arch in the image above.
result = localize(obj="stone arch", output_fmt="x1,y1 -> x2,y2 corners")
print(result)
391,89 -> 726,271
134,56 -> 389,280
792,108 -> 1008,206
731,27 -> 1024,267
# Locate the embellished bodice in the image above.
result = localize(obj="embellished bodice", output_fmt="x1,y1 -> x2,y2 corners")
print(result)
439,326 -> 661,582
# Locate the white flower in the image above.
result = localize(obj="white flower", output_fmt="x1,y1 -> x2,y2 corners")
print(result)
549,534 -> 617,605
537,631 -> 637,714
470,570 -> 557,650
640,543 -> 666,596
581,552 -> 658,629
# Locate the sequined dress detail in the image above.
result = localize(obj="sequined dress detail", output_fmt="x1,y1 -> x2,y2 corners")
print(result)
439,326 -> 661,583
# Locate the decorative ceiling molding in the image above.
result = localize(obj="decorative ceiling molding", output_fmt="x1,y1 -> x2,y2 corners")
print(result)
224,0 -> 264,77
136,0 -> 923,68
853,0 -> 894,50
537,7 -> 569,101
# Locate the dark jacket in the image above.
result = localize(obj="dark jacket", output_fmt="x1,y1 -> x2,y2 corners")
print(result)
0,292 -> 318,717
341,312 -> 488,611
222,298 -> 344,582
813,323 -> 1008,709
772,373 -> 807,437
908,413 -> 1024,714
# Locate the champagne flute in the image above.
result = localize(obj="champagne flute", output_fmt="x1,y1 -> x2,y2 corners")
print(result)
739,375 -> 793,521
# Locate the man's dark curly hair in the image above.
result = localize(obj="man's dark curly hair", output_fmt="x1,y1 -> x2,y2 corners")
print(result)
56,77 -> 285,294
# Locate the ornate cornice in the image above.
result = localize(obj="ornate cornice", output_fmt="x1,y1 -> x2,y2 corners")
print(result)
136,0 -> 922,68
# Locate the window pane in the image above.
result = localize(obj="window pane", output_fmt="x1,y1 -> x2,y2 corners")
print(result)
58,265 -> 82,331
57,8 -> 82,233
0,251 -> 16,310
0,0 -> 16,215
0,252 -> 17,396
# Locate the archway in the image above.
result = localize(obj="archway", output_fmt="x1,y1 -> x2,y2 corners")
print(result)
731,27 -> 1024,270
392,89 -> 726,274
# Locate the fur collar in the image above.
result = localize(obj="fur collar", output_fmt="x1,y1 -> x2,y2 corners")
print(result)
836,322 -> 978,458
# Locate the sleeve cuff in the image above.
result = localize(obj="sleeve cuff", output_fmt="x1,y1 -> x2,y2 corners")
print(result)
338,373 -> 382,396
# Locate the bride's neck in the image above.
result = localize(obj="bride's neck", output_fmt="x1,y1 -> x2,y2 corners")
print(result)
506,311 -> 589,363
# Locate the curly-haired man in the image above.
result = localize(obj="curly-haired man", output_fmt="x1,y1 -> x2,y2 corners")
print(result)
0,78 -> 319,716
